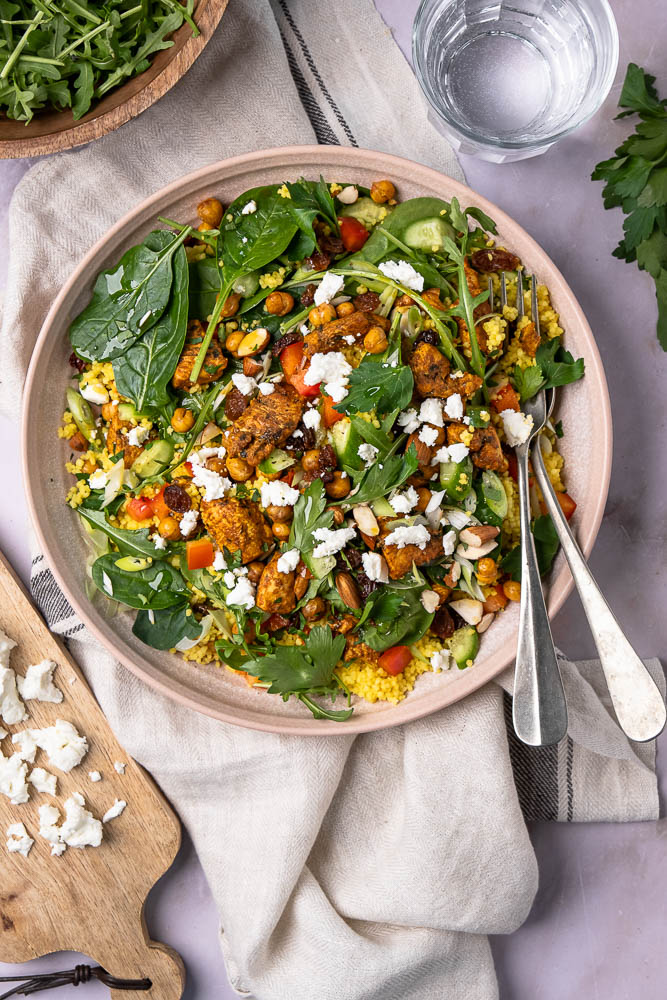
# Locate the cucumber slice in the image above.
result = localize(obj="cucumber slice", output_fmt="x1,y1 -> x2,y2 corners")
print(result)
258,448 -> 295,476
66,388 -> 95,442
439,456 -> 473,502
232,271 -> 260,297
403,216 -> 454,251
331,418 -> 364,470
339,196 -> 391,229
130,439 -> 174,479
371,497 -> 395,518
115,556 -> 153,572
465,406 -> 491,428
448,626 -> 480,669
118,402 -> 141,422
303,552 -> 336,579
481,471 -> 508,521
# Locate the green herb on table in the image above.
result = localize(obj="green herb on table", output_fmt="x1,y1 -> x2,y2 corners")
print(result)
592,62 -> 667,350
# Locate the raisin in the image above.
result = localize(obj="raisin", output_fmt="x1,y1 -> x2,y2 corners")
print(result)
415,329 -> 439,347
431,606 -> 456,640
304,251 -> 330,273
271,330 -> 302,356
68,351 -> 86,373
319,234 -> 345,256
353,291 -> 381,313
284,424 -> 316,453
469,248 -> 521,273
317,444 -> 337,484
164,484 -> 192,514
356,572 -> 378,601
260,613 -> 291,633
224,387 -> 249,421
345,547 -> 362,570
300,283 -> 317,307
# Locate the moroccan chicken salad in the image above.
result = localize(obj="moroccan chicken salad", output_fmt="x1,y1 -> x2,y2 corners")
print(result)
60,176 -> 584,721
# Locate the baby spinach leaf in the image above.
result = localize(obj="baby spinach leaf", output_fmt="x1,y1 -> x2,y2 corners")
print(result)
501,515 -> 560,580
220,185 -> 298,274
113,240 -> 189,413
92,553 -> 185,610
77,507 -> 166,559
188,257 -> 221,319
361,585 -> 433,651
335,358 -> 413,417
133,601 -> 202,650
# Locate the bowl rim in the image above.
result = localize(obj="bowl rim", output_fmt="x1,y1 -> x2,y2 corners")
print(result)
21,144 -> 613,735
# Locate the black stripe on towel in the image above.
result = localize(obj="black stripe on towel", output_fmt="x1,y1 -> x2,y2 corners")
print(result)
31,567 -> 75,626
503,692 -> 560,822
566,736 -> 574,821
279,29 -> 339,145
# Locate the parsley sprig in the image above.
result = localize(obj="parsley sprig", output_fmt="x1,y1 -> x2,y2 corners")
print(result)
512,338 -> 585,402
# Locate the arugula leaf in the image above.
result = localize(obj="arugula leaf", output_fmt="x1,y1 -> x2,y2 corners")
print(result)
92,554 -> 185,610
501,515 -> 560,580
348,443 -> 419,506
336,357 -> 413,417
77,507 -> 167,559
289,480 -> 334,553
361,585 -> 434,651
350,411 -> 397,457
133,601 -> 202,650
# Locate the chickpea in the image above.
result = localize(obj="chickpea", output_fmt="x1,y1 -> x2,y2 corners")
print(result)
266,504 -> 293,523
302,449 -> 321,473
503,580 -> 521,602
336,301 -> 355,317
225,330 -> 244,354
171,407 -> 195,434
272,522 -> 291,541
101,402 -> 116,422
325,471 -> 351,499
370,179 -> 396,204
226,456 -> 253,482
303,597 -> 326,622
219,292 -> 241,319
422,287 -> 445,311
197,222 -> 213,234
328,505 -> 345,525
158,516 -> 180,540
247,561 -> 265,584
477,557 -> 498,585
363,326 -> 388,354
415,487 -> 431,513
197,197 -> 224,228
207,457 -> 227,475
265,290 -> 295,316
308,303 -> 336,326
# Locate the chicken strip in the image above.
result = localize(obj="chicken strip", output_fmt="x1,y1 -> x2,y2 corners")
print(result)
380,531 -> 444,580
223,382 -> 304,466
447,423 -> 506,472
303,311 -> 372,358
200,497 -> 273,564
255,553 -> 296,614
172,320 -> 227,391
106,406 -> 145,469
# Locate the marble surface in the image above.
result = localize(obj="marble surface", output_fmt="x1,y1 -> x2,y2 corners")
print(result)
1,0 -> 666,996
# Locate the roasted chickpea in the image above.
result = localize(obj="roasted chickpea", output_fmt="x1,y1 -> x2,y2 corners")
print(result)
336,301 -> 355,317
225,330 -> 244,354
158,516 -> 180,540
226,456 -> 253,482
328,505 -> 345,525
265,290 -> 295,316
198,222 -> 213,234
422,287 -> 445,311
363,326 -> 388,354
101,402 -> 116,422
303,597 -> 326,622
308,303 -> 336,326
265,504 -> 293,523
197,197 -> 224,228
302,449 -> 321,473
415,488 -> 431,513
247,561 -> 265,584
171,407 -> 195,433
325,471 -> 351,499
272,522 -> 291,541
503,580 -> 521,602
219,292 -> 241,319
207,457 -> 227,475
477,557 -> 498,585
370,179 -> 396,204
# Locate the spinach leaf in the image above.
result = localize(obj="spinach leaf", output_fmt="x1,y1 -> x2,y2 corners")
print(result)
70,229 -> 188,362
92,553 -> 185,610
220,186 -> 298,275
133,601 -> 202,650
348,444 -> 419,506
284,176 -> 340,253
77,507 -> 167,559
336,357 -> 413,417
501,515 -> 560,580
188,257 -> 220,319
113,240 -> 189,413
361,586 -> 434,652
357,197 -> 453,263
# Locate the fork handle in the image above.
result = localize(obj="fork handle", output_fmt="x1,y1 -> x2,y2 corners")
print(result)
512,443 -> 568,746
532,440 -> 665,742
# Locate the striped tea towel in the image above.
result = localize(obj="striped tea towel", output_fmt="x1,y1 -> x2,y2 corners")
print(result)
3,1 -> 664,997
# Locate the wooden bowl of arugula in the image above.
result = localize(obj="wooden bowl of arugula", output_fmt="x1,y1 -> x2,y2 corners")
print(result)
0,0 -> 228,159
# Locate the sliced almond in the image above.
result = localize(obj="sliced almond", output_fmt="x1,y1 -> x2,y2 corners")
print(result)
456,539 -> 499,560
243,356 -> 264,377
335,571 -> 361,610
477,612 -> 495,634
352,505 -> 379,537
420,589 -> 440,614
459,525 -> 500,546
448,599 -> 484,626
237,327 -> 270,358
443,562 -> 461,587
195,421 -> 222,446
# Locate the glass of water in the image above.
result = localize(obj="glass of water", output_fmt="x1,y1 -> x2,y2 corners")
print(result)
413,0 -> 618,162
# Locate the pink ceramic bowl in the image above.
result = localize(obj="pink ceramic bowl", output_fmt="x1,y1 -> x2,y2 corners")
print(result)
22,146 -> 612,735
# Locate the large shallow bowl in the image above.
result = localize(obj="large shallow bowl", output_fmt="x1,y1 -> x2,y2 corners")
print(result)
22,146 -> 612,735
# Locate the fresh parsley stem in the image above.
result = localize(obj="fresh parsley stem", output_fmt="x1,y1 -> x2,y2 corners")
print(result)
190,275 -> 237,383
0,9 -> 45,80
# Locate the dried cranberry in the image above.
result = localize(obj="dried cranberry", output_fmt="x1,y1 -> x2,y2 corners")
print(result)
300,283 -> 317,307
469,248 -> 521,273
304,251 -> 331,273
345,548 -> 362,570
431,606 -> 456,640
224,387 -> 249,421
353,291 -> 381,313
415,329 -> 439,347
271,330 -> 303,356
68,351 -> 86,373
164,484 -> 192,514
356,572 -> 378,601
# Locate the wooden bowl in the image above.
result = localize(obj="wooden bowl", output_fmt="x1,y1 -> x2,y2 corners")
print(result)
0,0 -> 228,160
22,145 -> 612,735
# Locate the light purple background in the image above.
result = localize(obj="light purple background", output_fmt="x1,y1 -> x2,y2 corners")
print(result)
1,1 -> 666,996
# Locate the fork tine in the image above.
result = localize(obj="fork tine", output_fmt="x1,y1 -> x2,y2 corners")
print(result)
531,274 -> 540,337
516,269 -> 524,318
487,276 -> 494,312
500,271 -> 507,308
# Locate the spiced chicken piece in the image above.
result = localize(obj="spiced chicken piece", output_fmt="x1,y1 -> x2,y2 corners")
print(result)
200,497 -> 273,564
379,530 -> 444,580
106,406 -> 145,469
303,311 -> 372,358
447,423 -> 506,472
172,319 -> 227,391
223,382 -> 304,466
255,553 -> 297,614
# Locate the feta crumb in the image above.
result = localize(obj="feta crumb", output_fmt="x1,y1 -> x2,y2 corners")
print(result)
29,719 -> 88,773
260,480 -> 300,508
80,382 -> 108,406
6,822 -> 33,857
125,425 -> 149,447
29,767 -> 57,795
430,649 -> 451,671
277,549 -> 300,574
88,468 -> 107,490
378,259 -> 424,291
343,334 -> 357,345
302,408 -> 321,431
152,533 -> 167,551
383,525 -> 431,549
226,576 -> 256,610
191,464 -> 231,502
0,753 -> 29,804
17,660 -> 62,704
179,510 -> 198,538
12,730 -> 37,762
419,398 -> 444,427
102,799 -> 127,823
0,667 -> 27,726
212,551 -> 227,572
443,530 -> 457,555
500,408 -> 534,447
231,373 -> 257,396
88,770 -> 102,783
389,486 -> 419,515
418,425 -> 439,447
447,443 -> 470,463
420,589 -> 440,614
114,761 -> 126,775
314,271 -> 345,305
312,526 -> 357,558
361,552 -> 388,583
258,382 -> 275,396
38,804 -> 65,856
241,200 -> 257,214
291,429 -> 303,439
397,408 -> 420,434
60,795 -> 103,848
444,393 -> 463,420
357,442 -> 378,468
0,727 -> 6,739
303,351 -> 351,403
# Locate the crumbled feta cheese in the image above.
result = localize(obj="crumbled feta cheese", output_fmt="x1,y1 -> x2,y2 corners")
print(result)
88,770 -> 102,783
212,551 -> 227,572
383,525 -> 431,549
260,480 -> 300,508
418,425 -> 439,447
337,185 -> 358,204
241,199 -> 257,214
101,572 -> 113,596
80,382 -> 109,405
191,465 -> 231,502
0,753 -> 29,804
419,398 -> 444,427
0,667 -> 27,726
425,489 -> 446,515
152,533 -> 167,551
29,720 -> 88,773
60,794 -> 103,848
357,442 -> 378,468
431,649 -> 451,671
114,761 -> 126,775
0,728 -> 6,739
226,577 -> 256,610
223,571 -> 236,589
447,443 -> 470,463
29,767 -> 57,795
312,526 -> 357,558
38,804 -> 66,856
302,408 -> 321,431
389,486 -> 419,515
6,822 -> 33,857
343,334 -> 357,345
292,429 -> 303,439
444,393 -> 463,420
361,552 -> 388,583
231,373 -> 257,396
313,271 -> 345,305
179,510 -> 198,538
420,589 -> 440,614
102,799 -> 127,823
258,382 -> 275,395
442,530 -> 457,555
12,730 -> 37,762
378,259 -> 424,291
88,469 -> 107,490
304,351 -> 351,403
125,425 -> 149,447
277,549 -> 300,574
17,659 -> 62,704
500,408 -> 534,447
397,408 -> 420,434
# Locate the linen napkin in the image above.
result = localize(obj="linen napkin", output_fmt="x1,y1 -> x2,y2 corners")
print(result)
1,1 -> 663,997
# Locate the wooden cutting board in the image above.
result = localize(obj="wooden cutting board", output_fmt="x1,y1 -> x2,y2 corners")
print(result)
0,550 -> 185,998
